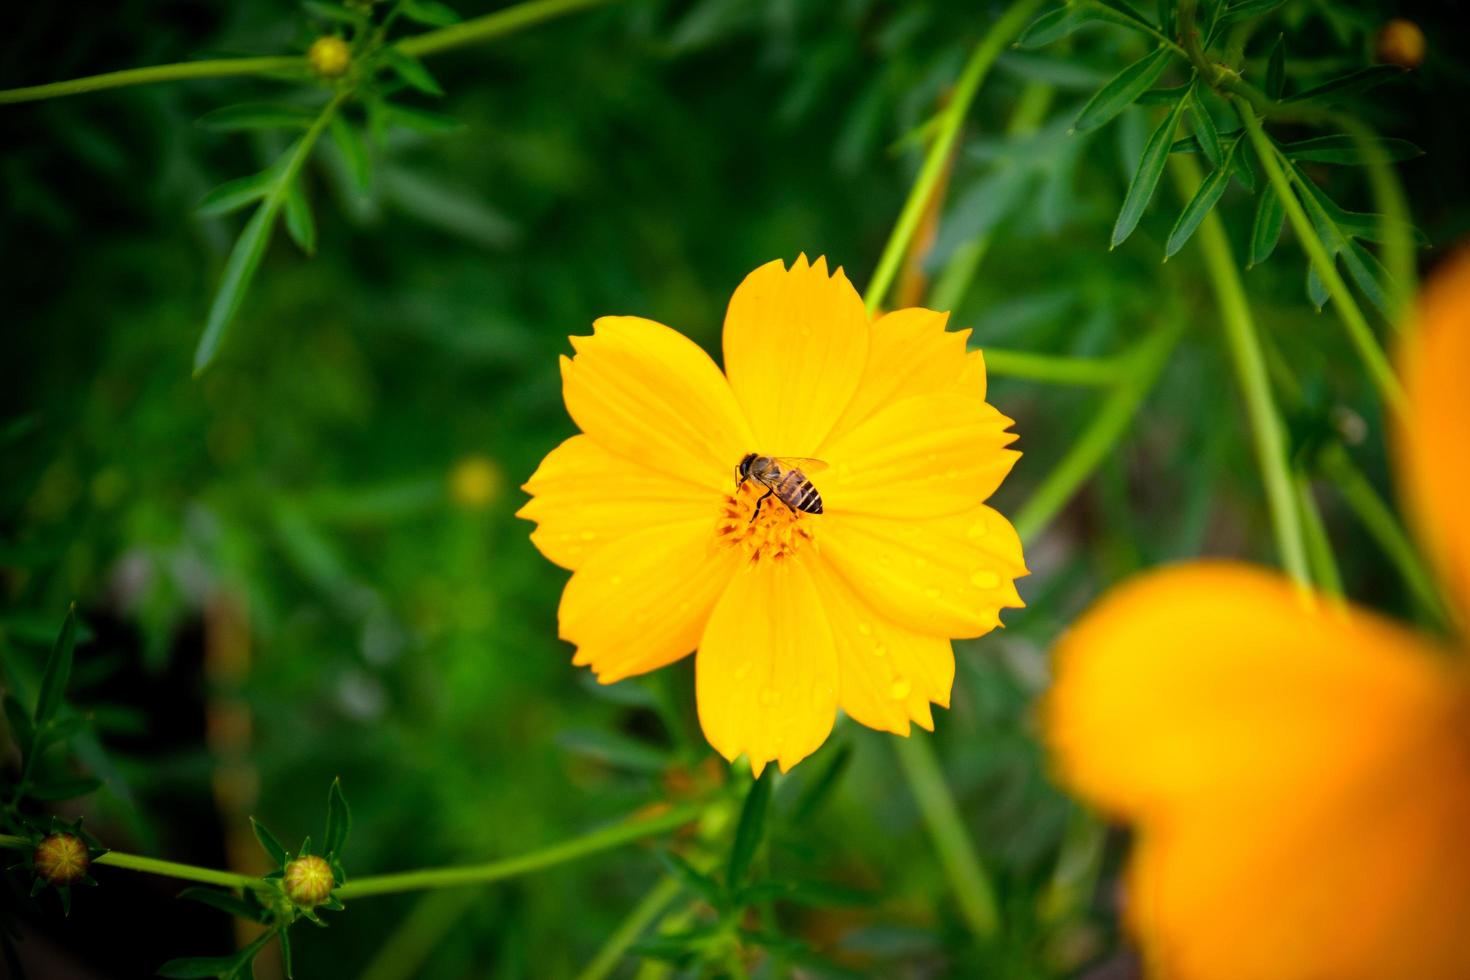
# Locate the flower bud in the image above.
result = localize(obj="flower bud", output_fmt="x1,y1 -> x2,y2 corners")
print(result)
450,455 -> 504,509
284,854 -> 335,907
308,36 -> 352,79
1375,19 -> 1425,70
33,833 -> 90,886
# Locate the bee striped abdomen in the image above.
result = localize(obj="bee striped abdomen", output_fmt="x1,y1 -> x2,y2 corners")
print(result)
777,470 -> 823,515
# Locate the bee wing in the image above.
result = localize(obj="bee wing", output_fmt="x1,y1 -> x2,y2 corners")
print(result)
772,456 -> 828,473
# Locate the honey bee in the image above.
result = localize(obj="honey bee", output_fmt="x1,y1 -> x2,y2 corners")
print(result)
735,454 -> 827,522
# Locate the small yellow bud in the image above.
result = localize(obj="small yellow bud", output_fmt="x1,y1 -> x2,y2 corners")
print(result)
450,455 -> 504,509
308,36 -> 352,79
34,833 -> 90,886
1375,19 -> 1425,70
284,855 -> 335,907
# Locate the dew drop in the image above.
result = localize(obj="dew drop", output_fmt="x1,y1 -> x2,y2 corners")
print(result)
945,468 -> 958,480
967,519 -> 988,540
970,569 -> 1000,589
610,575 -> 623,587
579,530 -> 597,541
734,661 -> 752,680
856,622 -> 872,636
924,587 -> 941,600
889,676 -> 912,700
872,643 -> 888,658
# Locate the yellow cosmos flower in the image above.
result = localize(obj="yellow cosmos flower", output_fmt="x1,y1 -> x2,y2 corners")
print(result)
519,256 -> 1027,774
1045,251 -> 1470,980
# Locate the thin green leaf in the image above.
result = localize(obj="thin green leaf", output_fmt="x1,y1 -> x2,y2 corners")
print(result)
1307,261 -> 1329,310
251,817 -> 290,866
1285,65 -> 1405,106
28,776 -> 102,801
1190,100 -> 1223,167
1073,46 -> 1171,134
1111,86 -> 1191,247
1279,135 -> 1425,165
283,181 -> 316,256
401,0 -> 460,27
299,835 -> 313,859
1165,140 -> 1238,258
1135,83 -> 1191,106
381,47 -> 444,97
329,116 -> 371,195
1341,239 -> 1395,315
303,1 -> 367,26
1083,0 -> 1161,34
197,104 -> 317,132
380,103 -> 463,135
1218,0 -> 1288,25
1232,133 -> 1260,193
193,200 -> 279,374
740,878 -> 876,908
726,771 -> 772,890
324,777 -> 351,858
792,743 -> 852,821
1265,34 -> 1285,100
4,694 -> 34,759
658,851 -> 724,907
196,171 -> 276,218
178,887 -> 263,922
1249,183 -> 1285,266
1014,5 -> 1091,48
36,606 -> 77,726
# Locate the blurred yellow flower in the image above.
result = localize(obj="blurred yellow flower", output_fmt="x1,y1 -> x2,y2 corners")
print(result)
308,36 -> 351,79
519,256 -> 1026,774
1045,252 -> 1470,980
450,454 -> 503,509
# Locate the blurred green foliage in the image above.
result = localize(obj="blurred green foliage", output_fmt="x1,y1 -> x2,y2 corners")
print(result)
2,0 -> 1468,976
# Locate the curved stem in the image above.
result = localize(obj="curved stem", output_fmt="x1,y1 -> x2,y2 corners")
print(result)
892,737 -> 999,940
864,0 -> 1047,315
336,804 -> 700,899
399,0 -> 615,58
1011,319 -> 1183,543
983,349 -> 1128,387
1332,112 -> 1417,322
0,832 -> 266,891
574,876 -> 683,980
1295,475 -> 1344,600
1237,101 -> 1408,416
0,57 -> 304,106
1169,152 -> 1311,586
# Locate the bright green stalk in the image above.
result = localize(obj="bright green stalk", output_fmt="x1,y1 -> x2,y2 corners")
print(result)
0,57 -> 305,106
336,804 -> 699,898
574,877 -> 683,980
398,0 -> 614,58
982,349 -> 1126,387
1011,320 -> 1182,542
1237,102 -> 1408,416
0,833 -> 266,890
1295,475 -> 1344,599
892,737 -> 999,940
1169,153 -> 1312,587
1334,114 -> 1417,321
864,0 -> 1047,315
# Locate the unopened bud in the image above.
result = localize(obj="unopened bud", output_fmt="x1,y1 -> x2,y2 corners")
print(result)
284,855 -> 335,907
34,833 -> 90,886
1375,19 -> 1425,70
308,36 -> 352,79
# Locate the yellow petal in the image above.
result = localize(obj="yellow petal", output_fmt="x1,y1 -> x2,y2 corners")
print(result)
696,558 -> 838,775
806,557 -> 955,734
722,256 -> 869,455
562,316 -> 755,490
816,392 -> 1018,520
1399,249 -> 1470,624
828,307 -> 981,438
559,519 -> 740,684
1046,562 -> 1470,980
820,503 -> 1026,638
519,435 -> 723,570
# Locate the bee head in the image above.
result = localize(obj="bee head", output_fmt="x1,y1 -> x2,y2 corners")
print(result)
737,453 -> 757,481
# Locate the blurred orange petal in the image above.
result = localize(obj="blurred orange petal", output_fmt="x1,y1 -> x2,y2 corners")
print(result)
1399,249 -> 1470,624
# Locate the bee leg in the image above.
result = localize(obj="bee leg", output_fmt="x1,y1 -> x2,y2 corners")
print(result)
750,489 -> 773,523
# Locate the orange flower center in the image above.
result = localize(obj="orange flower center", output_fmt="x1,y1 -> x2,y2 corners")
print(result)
715,480 -> 818,562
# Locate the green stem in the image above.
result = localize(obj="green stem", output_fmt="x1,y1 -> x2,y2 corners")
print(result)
574,877 -> 683,980
0,833 -> 270,891
893,736 -> 999,940
0,57 -> 305,106
1237,102 -> 1408,416
1332,112 -> 1417,321
1295,475 -> 1344,598
358,890 -> 480,980
398,0 -> 614,58
983,349 -> 1127,387
864,0 -> 1047,315
336,804 -> 700,899
1169,152 -> 1312,586
1010,320 -> 1182,542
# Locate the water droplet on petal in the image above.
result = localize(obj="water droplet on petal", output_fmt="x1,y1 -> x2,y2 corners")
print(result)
970,569 -> 1000,589
889,676 -> 912,700
579,530 -> 597,541
872,643 -> 888,658
924,587 -> 940,600
856,622 -> 872,636
610,575 -> 623,587
967,519 -> 988,540
734,661 -> 752,680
